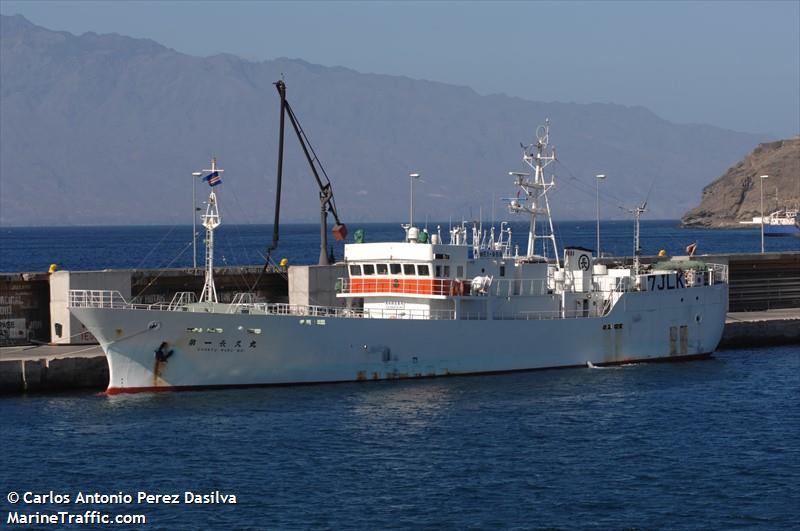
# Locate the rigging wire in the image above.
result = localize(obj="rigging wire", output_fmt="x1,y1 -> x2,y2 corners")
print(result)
553,160 -> 629,211
131,238 -> 194,302
221,175 -> 269,264
132,224 -> 181,271
216,202 -> 256,291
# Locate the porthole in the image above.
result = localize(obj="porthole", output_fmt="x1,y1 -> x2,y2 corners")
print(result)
695,315 -> 701,323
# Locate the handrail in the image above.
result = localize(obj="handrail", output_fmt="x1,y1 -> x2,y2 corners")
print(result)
168,291 -> 196,310
69,265 -> 728,323
68,289 -> 613,321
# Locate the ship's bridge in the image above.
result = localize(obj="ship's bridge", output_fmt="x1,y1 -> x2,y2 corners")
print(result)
339,242 -> 468,298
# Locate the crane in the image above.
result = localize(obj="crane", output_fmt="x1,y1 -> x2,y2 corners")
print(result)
263,79 -> 347,270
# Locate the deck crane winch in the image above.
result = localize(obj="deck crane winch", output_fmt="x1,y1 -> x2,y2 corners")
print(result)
263,79 -> 347,269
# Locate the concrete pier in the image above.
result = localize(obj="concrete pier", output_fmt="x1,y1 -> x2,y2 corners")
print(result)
720,308 -> 800,348
0,344 -> 107,394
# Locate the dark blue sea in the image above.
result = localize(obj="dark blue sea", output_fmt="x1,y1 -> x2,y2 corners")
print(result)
1,220 -> 799,272
1,223 -> 798,529
1,348 -> 798,529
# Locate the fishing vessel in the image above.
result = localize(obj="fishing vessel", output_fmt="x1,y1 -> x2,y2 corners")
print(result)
69,85 -> 729,394
739,209 -> 800,236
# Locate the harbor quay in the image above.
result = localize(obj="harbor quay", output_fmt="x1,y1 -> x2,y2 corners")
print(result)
1,251 -> 797,394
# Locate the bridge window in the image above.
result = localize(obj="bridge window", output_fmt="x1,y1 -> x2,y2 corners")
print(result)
417,264 -> 430,276
390,263 -> 401,274
403,264 -> 416,275
443,265 -> 450,277
376,263 -> 388,275
363,264 -> 375,275
349,264 -> 361,276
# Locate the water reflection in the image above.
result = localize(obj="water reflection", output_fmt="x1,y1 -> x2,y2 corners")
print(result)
347,380 -> 457,434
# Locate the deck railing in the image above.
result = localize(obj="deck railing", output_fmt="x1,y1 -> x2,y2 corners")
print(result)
69,263 -> 727,322
69,289 -> 609,321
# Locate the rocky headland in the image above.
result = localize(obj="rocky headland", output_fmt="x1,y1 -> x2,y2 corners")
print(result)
681,138 -> 800,228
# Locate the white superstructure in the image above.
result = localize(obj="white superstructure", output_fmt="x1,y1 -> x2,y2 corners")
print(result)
69,126 -> 729,394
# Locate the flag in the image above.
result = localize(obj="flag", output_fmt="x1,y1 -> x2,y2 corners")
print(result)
686,242 -> 697,257
203,171 -> 222,187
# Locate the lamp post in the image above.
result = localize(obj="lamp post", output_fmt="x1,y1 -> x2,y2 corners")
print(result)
409,172 -> 420,228
191,171 -> 204,269
760,174 -> 769,253
595,174 -> 606,257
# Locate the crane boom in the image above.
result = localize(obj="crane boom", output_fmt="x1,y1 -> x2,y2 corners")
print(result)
262,80 -> 347,271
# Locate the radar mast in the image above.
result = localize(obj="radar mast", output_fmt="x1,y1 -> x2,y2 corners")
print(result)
508,120 -> 560,267
199,157 -> 223,303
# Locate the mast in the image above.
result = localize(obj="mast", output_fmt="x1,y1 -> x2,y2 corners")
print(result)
508,120 -> 560,267
200,158 -> 223,303
630,201 -> 646,284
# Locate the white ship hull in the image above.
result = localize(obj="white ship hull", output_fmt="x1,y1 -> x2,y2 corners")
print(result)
71,284 -> 727,393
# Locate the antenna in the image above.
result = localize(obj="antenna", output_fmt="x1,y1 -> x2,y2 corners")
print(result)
629,200 -> 647,283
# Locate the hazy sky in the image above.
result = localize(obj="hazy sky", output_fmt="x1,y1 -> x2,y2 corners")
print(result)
2,1 -> 798,138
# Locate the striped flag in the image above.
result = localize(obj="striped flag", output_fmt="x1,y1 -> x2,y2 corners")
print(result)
203,171 -> 222,187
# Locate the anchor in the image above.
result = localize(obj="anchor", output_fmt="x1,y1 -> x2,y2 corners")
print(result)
154,341 -> 174,363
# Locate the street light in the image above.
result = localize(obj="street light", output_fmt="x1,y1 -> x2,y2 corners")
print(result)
409,172 -> 421,228
760,174 -> 769,253
191,171 -> 204,269
595,174 -> 606,257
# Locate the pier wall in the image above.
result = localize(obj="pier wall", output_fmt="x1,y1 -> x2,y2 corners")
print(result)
289,264 -> 348,308
720,315 -> 800,348
719,253 -> 800,311
0,266 -> 288,346
50,270 -> 132,344
0,352 -> 108,394
0,273 -> 50,346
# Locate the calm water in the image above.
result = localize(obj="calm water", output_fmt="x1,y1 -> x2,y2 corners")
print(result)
1,224 -> 798,529
1,347 -> 798,529
1,220 -> 798,272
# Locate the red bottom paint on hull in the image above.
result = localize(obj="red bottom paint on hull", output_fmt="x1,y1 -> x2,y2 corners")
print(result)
104,352 -> 714,395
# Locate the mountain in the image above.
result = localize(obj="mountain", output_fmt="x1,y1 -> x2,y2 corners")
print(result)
681,138 -> 800,228
0,14 -> 768,227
